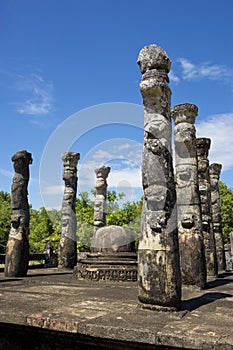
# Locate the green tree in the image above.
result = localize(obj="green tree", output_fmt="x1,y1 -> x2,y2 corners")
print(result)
106,197 -> 142,249
76,192 -> 94,251
219,180 -> 233,243
0,191 -> 11,253
29,207 -> 59,253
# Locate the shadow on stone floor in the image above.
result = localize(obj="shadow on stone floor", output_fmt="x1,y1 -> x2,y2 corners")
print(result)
181,292 -> 232,312
205,274 -> 233,289
0,278 -> 23,283
24,271 -> 72,278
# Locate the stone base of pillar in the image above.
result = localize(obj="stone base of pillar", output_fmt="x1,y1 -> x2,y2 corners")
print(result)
224,245 -> 233,271
58,236 -> 77,269
4,236 -> 29,277
137,303 -> 183,313
216,247 -> 226,272
73,252 -> 137,282
138,249 -> 181,310
179,231 -> 206,289
205,248 -> 218,277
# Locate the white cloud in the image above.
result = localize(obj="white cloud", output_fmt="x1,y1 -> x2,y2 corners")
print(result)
178,58 -> 233,82
169,70 -> 180,84
117,143 -> 132,151
196,113 -> 233,170
16,73 -> 53,116
108,168 -> 141,188
94,149 -> 113,161
42,185 -> 64,195
77,139 -> 143,202
0,168 -> 13,178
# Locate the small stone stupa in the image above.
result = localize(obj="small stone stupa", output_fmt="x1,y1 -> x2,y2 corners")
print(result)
73,166 -> 137,282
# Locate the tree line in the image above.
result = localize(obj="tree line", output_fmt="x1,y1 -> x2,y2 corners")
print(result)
0,190 -> 142,254
0,181 -> 232,254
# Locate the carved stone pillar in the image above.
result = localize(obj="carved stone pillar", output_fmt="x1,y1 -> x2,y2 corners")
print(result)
93,166 -> 110,231
171,103 -> 206,288
196,138 -> 218,277
209,163 -> 226,271
58,152 -> 80,269
137,44 -> 181,310
231,232 -> 233,256
5,150 -> 33,277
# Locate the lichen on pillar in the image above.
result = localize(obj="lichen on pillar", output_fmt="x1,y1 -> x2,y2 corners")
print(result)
171,103 -> 206,288
209,163 -> 226,271
93,166 -> 110,231
196,138 -> 218,277
5,150 -> 33,277
137,44 -> 181,310
58,152 -> 80,269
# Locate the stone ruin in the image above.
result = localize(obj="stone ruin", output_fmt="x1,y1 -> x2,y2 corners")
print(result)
209,163 -> 226,271
137,44 -> 181,310
171,103 -> 206,288
225,231 -> 233,270
74,166 -> 138,281
5,150 -> 32,277
93,165 -> 110,231
3,43 -> 229,312
58,152 -> 80,269
196,138 -> 218,277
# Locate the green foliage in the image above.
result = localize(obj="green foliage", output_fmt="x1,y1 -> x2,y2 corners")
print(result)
219,180 -> 233,244
76,192 -> 94,251
1,179 -> 232,255
0,188 -> 143,254
29,207 -> 60,253
75,190 -> 142,251
0,191 -> 11,253
106,197 -> 142,249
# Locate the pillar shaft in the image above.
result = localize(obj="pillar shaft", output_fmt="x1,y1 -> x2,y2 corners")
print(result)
5,150 -> 33,277
137,44 -> 181,310
58,152 -> 80,269
172,104 -> 206,288
93,166 -> 110,231
196,138 -> 218,277
209,163 -> 226,271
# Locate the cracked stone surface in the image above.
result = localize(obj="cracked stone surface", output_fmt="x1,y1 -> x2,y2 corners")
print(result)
0,268 -> 233,349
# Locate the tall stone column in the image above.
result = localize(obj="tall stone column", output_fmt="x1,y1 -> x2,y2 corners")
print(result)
171,104 -> 206,288
209,163 -> 226,271
5,150 -> 33,277
196,138 -> 218,277
93,166 -> 110,231
58,152 -> 80,269
137,44 -> 181,310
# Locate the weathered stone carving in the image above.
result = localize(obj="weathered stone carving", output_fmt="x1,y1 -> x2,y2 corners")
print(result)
209,163 -> 226,271
171,103 -> 206,288
137,44 -> 181,310
196,138 -> 218,277
58,152 -> 80,269
5,150 -> 33,277
94,166 -> 110,230
231,232 -> 233,256
74,253 -> 138,282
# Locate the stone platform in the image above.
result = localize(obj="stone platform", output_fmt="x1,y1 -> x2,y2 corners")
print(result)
0,268 -> 233,349
74,252 -> 137,282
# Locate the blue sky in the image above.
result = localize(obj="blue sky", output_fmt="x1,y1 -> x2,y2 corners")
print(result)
1,0 -> 233,209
